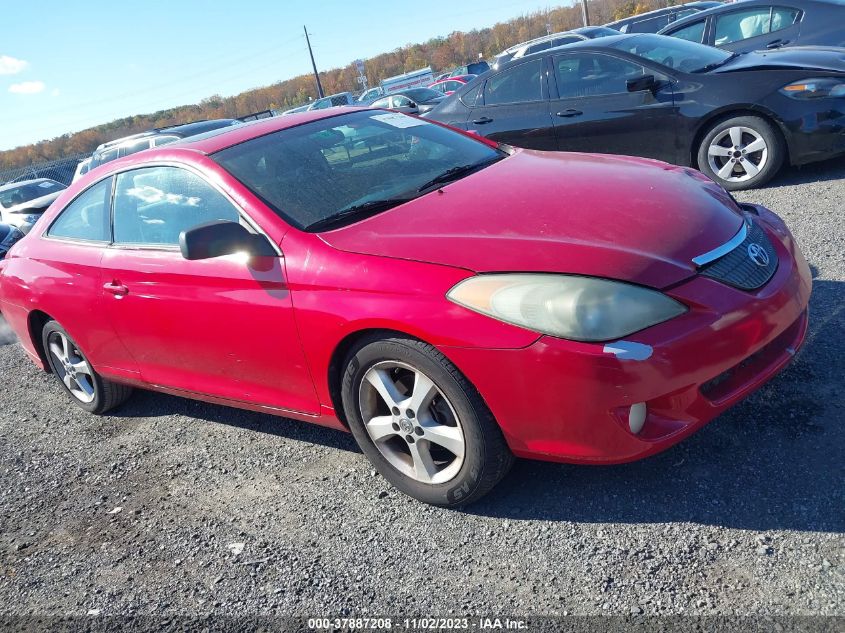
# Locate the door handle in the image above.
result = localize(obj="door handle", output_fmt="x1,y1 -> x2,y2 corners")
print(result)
556,109 -> 583,118
103,281 -> 129,297
766,39 -> 787,49
472,117 -> 493,124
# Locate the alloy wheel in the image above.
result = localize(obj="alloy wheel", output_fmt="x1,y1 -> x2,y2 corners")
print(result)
707,126 -> 769,183
358,361 -> 465,485
48,331 -> 96,403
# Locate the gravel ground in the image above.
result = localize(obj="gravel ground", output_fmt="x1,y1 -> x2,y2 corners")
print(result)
0,158 -> 843,620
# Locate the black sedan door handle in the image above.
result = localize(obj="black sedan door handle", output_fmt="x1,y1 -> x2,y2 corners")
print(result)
556,109 -> 583,118
472,117 -> 493,124
766,39 -> 788,49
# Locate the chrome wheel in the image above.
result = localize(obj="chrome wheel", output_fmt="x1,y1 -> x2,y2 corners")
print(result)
358,361 -> 465,485
707,126 -> 768,183
48,331 -> 96,403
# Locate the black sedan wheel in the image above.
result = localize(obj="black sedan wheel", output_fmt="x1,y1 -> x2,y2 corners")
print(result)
697,115 -> 784,191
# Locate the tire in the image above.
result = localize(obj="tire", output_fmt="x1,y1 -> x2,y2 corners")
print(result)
41,320 -> 133,414
696,115 -> 784,191
341,335 -> 513,507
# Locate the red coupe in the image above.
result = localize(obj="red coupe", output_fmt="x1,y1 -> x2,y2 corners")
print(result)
428,75 -> 476,96
0,109 -> 811,506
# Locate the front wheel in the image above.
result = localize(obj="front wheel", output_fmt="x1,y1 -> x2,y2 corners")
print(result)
696,115 -> 784,191
341,336 -> 513,507
42,320 -> 133,414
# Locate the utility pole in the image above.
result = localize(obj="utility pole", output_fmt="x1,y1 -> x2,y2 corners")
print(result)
304,26 -> 324,99
580,0 -> 591,26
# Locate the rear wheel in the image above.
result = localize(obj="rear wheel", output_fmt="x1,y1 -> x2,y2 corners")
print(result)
341,336 -> 513,507
697,115 -> 784,191
42,320 -> 133,414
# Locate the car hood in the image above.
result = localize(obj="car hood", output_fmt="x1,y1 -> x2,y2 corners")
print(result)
318,150 -> 745,289
2,191 -> 62,214
713,48 -> 845,75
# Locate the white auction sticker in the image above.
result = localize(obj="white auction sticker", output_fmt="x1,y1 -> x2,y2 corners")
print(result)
371,113 -> 427,128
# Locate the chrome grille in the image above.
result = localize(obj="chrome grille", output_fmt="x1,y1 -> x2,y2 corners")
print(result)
699,221 -> 778,291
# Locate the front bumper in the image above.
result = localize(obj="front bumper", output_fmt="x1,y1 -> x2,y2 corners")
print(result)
441,205 -> 812,464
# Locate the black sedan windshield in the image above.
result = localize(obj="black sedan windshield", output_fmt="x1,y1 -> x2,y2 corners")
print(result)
214,111 -> 504,231
608,34 -> 733,72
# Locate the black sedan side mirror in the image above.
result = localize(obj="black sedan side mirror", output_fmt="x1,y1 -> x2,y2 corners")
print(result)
627,75 -> 657,93
179,220 -> 276,261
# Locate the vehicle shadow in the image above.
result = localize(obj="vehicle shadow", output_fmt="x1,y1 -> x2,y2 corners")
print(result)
111,276 -> 843,533
766,154 -> 845,188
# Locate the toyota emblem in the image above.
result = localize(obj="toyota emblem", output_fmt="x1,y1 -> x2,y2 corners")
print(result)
747,243 -> 770,267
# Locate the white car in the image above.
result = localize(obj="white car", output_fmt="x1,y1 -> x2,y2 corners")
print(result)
71,157 -> 92,183
0,178 -> 67,234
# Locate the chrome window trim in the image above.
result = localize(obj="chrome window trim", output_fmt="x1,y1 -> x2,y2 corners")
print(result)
692,221 -> 748,267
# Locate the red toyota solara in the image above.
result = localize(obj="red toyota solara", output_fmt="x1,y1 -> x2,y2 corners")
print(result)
0,109 -> 811,506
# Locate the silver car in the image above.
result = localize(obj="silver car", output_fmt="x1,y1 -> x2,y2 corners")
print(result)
0,178 -> 67,234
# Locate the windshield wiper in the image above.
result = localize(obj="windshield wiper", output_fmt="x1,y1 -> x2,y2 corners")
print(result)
692,52 -> 740,74
306,197 -> 415,231
416,157 -> 503,193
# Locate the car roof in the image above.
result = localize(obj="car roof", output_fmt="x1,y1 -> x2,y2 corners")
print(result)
165,108 -> 371,155
607,0 -> 720,26
0,178 -> 55,191
665,0 -> 836,31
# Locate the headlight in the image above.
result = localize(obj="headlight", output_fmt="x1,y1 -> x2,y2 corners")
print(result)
447,274 -> 687,342
780,78 -> 845,100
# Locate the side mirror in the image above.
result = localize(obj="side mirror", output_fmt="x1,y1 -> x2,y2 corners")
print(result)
179,220 -> 276,261
626,75 -> 657,93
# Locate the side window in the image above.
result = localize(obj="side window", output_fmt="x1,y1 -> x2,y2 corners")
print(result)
394,96 -> 413,107
112,167 -> 240,247
629,15 -> 671,33
671,20 -> 707,43
483,59 -> 544,106
555,54 -> 646,98
674,8 -> 699,20
152,135 -> 180,147
48,177 -> 112,242
122,138 -> 153,157
92,147 -> 119,168
551,36 -> 581,48
524,41 -> 553,55
372,97 -> 391,108
715,7 -> 777,45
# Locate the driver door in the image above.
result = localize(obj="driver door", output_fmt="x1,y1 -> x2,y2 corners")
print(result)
99,164 -> 319,414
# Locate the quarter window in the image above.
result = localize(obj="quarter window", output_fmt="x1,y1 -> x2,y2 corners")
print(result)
48,177 -> 112,242
112,166 -> 240,246
555,54 -> 646,98
671,20 -> 707,44
483,59 -> 544,106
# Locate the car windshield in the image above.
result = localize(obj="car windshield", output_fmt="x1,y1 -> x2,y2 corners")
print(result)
213,110 -> 505,231
608,34 -> 733,72
0,180 -> 65,209
403,88 -> 443,102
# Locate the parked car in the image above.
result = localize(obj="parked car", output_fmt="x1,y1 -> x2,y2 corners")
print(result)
71,157 -> 92,183
307,92 -> 355,110
0,178 -> 67,233
605,1 -> 723,33
89,119 -> 240,172
658,0 -> 845,51
450,61 -> 490,77
492,26 -> 621,70
0,109 -> 811,506
370,88 -> 446,114
357,67 -> 436,104
425,34 -> 845,190
429,75 -> 477,96
0,223 -> 24,259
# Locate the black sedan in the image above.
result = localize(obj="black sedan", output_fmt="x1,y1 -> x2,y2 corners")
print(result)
425,34 -> 845,190
369,88 -> 446,115
658,0 -> 845,52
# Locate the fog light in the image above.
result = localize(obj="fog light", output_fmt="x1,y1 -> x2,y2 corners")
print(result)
629,403 -> 647,435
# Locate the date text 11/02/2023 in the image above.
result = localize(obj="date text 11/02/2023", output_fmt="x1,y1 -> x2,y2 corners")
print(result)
306,617 -> 529,630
